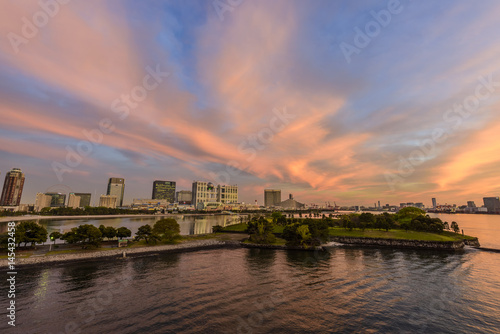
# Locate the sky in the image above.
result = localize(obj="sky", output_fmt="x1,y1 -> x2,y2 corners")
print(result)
1,0 -> 500,207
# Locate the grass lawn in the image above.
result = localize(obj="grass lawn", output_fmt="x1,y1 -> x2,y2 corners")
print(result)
180,234 -> 217,241
221,223 -> 286,234
45,247 -> 115,256
221,223 -> 248,232
243,237 -> 287,246
329,227 -> 474,242
0,252 -> 33,259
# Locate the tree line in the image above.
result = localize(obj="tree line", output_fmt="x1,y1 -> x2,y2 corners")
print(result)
0,218 -> 182,250
227,208 -> 461,248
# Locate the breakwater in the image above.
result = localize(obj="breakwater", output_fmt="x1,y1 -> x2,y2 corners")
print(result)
329,236 -> 480,250
1,239 -> 227,267
1,237 -> 483,268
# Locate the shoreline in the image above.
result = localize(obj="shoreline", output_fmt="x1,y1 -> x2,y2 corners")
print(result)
1,235 -> 485,269
1,239 -> 232,268
0,213 -> 233,223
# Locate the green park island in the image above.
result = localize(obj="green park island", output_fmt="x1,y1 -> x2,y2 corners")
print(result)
0,208 -> 480,266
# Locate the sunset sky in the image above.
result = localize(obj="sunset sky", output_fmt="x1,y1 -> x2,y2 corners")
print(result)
1,0 -> 500,206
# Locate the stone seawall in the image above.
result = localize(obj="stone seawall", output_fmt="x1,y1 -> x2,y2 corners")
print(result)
0,240 -> 227,268
464,238 -> 480,247
240,243 -> 323,251
329,236 -> 466,250
2,237 -> 483,268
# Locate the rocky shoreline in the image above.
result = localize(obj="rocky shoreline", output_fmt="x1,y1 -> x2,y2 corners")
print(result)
1,239 -> 228,268
1,236 -> 482,268
328,236 -> 480,250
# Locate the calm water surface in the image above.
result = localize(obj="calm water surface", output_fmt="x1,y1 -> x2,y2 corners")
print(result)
0,213 -> 499,333
0,214 -> 243,242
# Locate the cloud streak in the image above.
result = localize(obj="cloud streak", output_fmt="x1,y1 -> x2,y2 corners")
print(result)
1,0 -> 500,206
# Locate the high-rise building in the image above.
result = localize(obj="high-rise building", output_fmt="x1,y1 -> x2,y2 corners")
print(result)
378,201 -> 381,209
217,185 -> 238,204
152,180 -> 176,202
99,195 -> 117,208
467,201 -> 476,208
35,193 -> 52,211
192,181 -> 218,205
47,193 -> 66,208
0,168 -> 25,206
68,193 -> 81,209
107,178 -> 125,207
483,197 -> 500,213
432,198 -> 437,208
35,192 -> 66,211
74,193 -> 92,207
264,189 -> 281,207
176,190 -> 192,204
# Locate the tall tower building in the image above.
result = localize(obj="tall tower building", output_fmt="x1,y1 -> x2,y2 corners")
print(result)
432,198 -> 437,208
483,197 -> 500,213
176,190 -> 192,204
0,168 -> 25,206
46,193 -> 66,207
217,185 -> 238,204
264,189 -> 281,207
99,195 -> 117,208
192,181 -> 218,205
74,193 -> 92,207
107,178 -> 125,207
68,193 -> 81,209
152,180 -> 176,202
35,193 -> 52,211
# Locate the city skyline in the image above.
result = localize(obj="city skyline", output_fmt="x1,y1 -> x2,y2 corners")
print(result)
2,1 -> 500,206
1,166 -> 498,208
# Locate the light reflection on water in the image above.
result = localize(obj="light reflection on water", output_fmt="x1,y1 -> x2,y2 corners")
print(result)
1,245 -> 498,334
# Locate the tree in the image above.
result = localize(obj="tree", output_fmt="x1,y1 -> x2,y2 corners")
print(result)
153,218 -> 181,242
74,224 -> 102,249
116,227 -> 132,239
359,213 -> 375,228
136,224 -> 154,243
397,207 -> 425,220
15,221 -> 48,247
212,225 -> 224,233
271,212 -> 283,224
296,225 -> 311,248
49,231 -> 61,245
450,221 -> 460,234
283,219 -> 329,247
61,230 -> 79,244
102,226 -> 117,240
247,217 -> 276,244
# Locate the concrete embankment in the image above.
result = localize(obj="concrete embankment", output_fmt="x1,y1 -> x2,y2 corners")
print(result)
2,237 -> 485,268
240,242 -> 323,251
1,240 -> 228,268
329,236 -> 480,250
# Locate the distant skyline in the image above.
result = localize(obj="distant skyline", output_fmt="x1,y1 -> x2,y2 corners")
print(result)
1,1 -> 500,206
